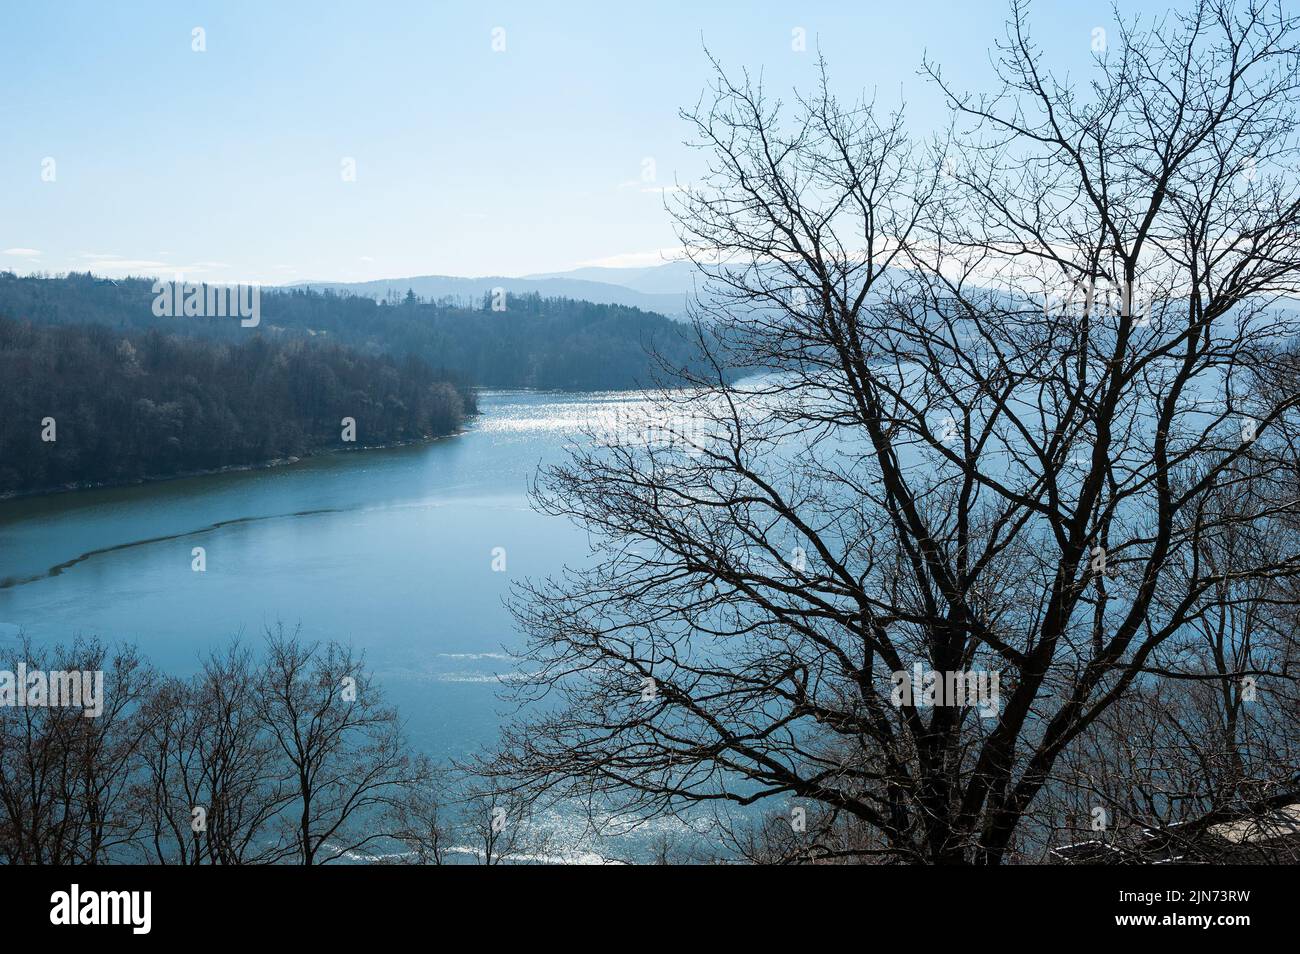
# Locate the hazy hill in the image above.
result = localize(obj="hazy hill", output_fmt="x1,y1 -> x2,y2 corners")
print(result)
524,261 -> 702,296
293,273 -> 689,317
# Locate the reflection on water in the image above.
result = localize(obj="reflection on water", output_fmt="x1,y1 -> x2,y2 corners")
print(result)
0,389 -> 722,860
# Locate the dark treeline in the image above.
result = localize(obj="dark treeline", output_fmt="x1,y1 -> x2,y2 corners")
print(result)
0,316 -> 473,495
0,272 -> 723,390
270,286 -> 721,390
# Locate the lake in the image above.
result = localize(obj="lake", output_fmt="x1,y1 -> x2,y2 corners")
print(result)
0,388 -> 700,862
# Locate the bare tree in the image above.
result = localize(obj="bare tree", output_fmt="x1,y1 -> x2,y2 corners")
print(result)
1042,477 -> 1300,862
256,624 -> 427,864
460,791 -> 552,865
487,0 -> 1300,864
1,628 -> 445,866
381,762 -> 451,865
0,636 -> 153,864
136,642 -> 293,864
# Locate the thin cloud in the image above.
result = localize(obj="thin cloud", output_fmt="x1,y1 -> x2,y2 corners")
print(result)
79,256 -> 231,277
576,247 -> 688,269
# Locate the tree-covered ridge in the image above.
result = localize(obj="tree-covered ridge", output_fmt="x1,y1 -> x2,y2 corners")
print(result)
0,316 -> 474,495
0,272 -> 721,390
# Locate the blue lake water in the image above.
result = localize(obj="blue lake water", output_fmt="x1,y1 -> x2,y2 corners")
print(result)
0,388 -> 699,861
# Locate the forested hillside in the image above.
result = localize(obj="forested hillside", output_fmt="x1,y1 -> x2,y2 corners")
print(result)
0,272 -> 721,390
0,316 -> 473,495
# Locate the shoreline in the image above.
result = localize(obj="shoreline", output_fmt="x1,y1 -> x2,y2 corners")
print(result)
0,424 -> 474,504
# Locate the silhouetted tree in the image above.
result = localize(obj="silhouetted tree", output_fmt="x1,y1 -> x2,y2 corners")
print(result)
486,0 -> 1300,864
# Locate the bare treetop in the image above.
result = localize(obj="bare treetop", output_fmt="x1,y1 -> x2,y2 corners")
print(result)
487,0 -> 1300,864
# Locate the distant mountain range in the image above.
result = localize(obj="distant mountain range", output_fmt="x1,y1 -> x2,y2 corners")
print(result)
290,263 -> 701,317
524,261 -> 701,295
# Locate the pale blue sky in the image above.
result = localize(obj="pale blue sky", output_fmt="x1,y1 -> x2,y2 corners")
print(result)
1,1 -> 1170,284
